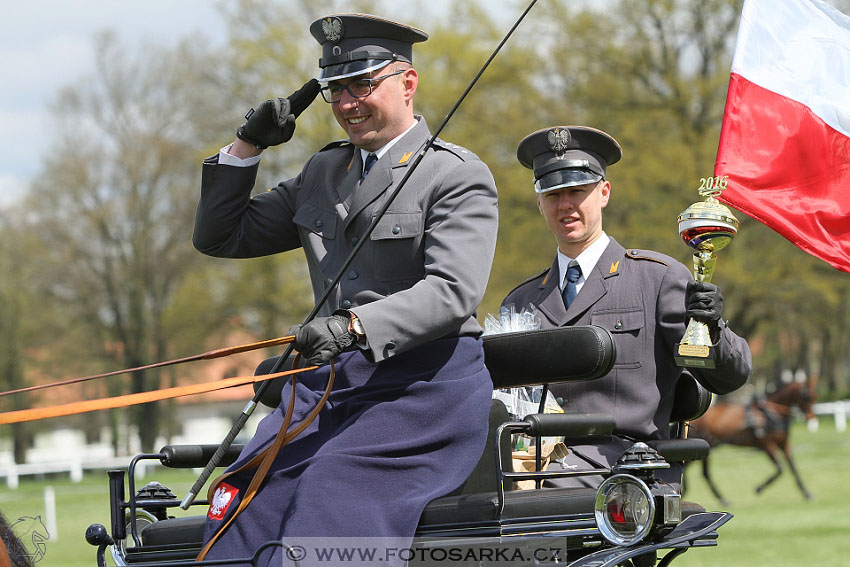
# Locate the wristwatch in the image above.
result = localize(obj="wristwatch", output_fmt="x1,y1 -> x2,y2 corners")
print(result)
347,312 -> 366,342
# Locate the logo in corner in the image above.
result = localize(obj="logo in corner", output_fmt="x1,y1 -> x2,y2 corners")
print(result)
208,482 -> 239,520
9,515 -> 50,563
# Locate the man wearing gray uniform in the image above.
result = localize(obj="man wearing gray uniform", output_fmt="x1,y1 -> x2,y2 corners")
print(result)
502,125 -> 751,489
193,13 -> 498,565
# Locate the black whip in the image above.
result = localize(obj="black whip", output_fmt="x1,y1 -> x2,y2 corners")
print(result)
181,0 -> 538,509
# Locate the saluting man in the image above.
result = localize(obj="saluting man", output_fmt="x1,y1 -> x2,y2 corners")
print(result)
193,13 -> 499,565
502,126 -> 752,489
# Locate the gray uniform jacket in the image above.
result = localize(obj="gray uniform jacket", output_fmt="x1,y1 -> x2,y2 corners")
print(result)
194,117 -> 499,362
502,237 -> 752,445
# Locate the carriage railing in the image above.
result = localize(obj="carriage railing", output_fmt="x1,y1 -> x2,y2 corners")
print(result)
88,325 -> 730,567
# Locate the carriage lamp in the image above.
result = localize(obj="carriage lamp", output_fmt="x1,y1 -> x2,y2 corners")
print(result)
616,443 -> 682,527
595,443 -> 684,546
595,474 -> 655,546
613,442 -> 670,475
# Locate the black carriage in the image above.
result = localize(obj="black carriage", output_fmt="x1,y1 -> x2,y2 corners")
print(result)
86,326 -> 730,567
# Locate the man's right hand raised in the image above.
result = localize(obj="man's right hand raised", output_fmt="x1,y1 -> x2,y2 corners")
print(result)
236,78 -> 321,149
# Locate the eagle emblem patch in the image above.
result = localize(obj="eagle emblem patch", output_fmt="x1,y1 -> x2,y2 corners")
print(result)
547,128 -> 571,152
322,17 -> 343,43
208,482 -> 239,520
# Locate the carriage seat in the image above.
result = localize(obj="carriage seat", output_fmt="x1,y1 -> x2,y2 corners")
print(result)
142,327 -> 616,548
140,327 -> 709,548
647,372 -> 713,462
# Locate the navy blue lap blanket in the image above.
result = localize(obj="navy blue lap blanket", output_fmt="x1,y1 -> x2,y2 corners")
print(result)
201,336 -> 492,566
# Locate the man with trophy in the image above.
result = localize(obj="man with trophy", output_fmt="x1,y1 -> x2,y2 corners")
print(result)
502,125 -> 752,489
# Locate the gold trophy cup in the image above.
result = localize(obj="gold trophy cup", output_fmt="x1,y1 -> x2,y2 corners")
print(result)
675,176 -> 739,368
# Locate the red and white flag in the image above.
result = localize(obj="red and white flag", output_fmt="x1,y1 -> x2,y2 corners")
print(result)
715,0 -> 850,273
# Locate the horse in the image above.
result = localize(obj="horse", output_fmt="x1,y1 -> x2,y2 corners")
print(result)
686,374 -> 818,505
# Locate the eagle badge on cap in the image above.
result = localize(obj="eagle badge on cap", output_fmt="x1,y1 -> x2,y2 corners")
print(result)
322,17 -> 343,43
547,128 -> 571,152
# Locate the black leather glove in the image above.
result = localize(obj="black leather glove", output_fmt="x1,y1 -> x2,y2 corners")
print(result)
236,78 -> 320,149
685,281 -> 724,331
291,314 -> 357,366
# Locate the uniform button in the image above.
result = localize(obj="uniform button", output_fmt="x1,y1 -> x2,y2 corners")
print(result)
392,225 -> 401,235
348,270 -> 358,280
315,220 -> 323,228
341,299 -> 351,309
614,320 -> 623,330
351,236 -> 359,246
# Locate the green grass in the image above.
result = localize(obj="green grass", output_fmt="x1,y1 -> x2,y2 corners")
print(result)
0,465 -> 200,567
1,419 -> 848,566
677,419 -> 850,567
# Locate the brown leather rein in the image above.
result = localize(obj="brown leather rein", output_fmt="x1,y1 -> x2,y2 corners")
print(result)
0,335 -> 297,399
196,358 -> 336,561
0,334 -> 317,425
0,330 -> 338,558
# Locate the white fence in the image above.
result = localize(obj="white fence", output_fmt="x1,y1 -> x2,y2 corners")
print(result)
0,406 -> 273,490
810,400 -> 850,432
0,456 -> 158,489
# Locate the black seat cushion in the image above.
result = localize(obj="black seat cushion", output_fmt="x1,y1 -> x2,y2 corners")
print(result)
670,373 -> 713,422
421,488 -> 705,528
140,490 -> 706,547
141,515 -> 205,547
420,486 -> 597,527
484,326 -> 616,389
141,486 -> 598,548
648,438 -> 710,462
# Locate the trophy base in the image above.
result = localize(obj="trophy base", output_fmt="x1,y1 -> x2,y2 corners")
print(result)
675,343 -> 716,369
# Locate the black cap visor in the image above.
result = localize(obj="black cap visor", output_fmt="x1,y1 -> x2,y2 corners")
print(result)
534,166 -> 604,194
318,58 -> 393,83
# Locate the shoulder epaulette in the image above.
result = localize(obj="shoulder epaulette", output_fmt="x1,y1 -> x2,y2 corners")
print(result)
625,248 -> 670,267
318,139 -> 353,152
431,137 -> 479,161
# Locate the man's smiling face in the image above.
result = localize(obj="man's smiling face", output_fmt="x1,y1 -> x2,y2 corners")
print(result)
329,63 -> 417,152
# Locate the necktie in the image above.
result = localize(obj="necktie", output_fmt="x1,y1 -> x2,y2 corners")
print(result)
563,261 -> 581,308
361,153 -> 378,181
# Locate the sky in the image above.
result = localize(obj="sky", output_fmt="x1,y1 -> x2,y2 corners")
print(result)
14,1 -> 846,210
0,0 -> 482,208
0,0 -> 230,206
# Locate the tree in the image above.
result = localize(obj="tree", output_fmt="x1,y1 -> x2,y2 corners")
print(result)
0,213 -> 37,463
8,0 -> 849,448
518,0 -> 850,394
23,34 -> 220,451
